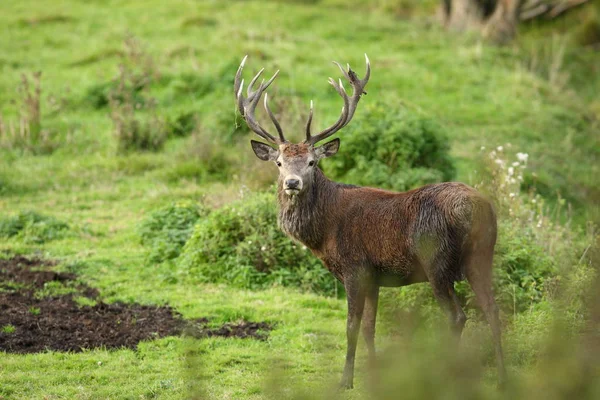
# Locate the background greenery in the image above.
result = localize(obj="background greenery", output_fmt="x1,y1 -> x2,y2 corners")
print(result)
0,0 -> 598,398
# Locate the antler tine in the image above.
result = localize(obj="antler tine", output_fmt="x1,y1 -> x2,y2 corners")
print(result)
305,100 -> 314,142
305,54 -> 371,145
264,93 -> 286,142
234,56 -> 285,144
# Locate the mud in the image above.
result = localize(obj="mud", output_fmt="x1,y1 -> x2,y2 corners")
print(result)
0,257 -> 272,354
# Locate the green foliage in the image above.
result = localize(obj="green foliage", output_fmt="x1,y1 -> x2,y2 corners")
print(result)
180,190 -> 341,296
323,102 -> 455,191
493,221 -> 556,314
0,210 -> 70,244
112,112 -> 167,153
84,79 -> 145,110
138,201 -> 210,263
1,324 -> 16,334
166,111 -> 197,138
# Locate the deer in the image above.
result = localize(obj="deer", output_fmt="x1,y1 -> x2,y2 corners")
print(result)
233,54 -> 506,389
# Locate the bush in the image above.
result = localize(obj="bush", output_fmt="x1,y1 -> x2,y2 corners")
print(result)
138,201 -> 209,263
323,102 -> 455,191
0,72 -> 56,154
166,111 -> 197,138
179,190 -> 341,296
0,211 -> 70,244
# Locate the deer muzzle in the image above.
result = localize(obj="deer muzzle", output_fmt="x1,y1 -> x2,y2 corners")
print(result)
284,176 -> 302,196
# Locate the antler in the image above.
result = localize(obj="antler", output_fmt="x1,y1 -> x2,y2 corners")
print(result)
305,54 -> 371,145
234,55 -> 287,144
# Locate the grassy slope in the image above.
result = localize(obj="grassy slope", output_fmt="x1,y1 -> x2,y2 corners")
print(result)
0,0 -> 598,398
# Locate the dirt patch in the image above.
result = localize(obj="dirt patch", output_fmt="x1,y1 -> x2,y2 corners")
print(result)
0,257 -> 272,354
187,319 -> 272,341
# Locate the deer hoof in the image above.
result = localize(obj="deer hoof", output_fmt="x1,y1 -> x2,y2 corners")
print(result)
339,377 -> 354,390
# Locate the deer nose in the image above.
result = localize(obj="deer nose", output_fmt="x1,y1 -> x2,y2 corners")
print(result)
285,178 -> 300,189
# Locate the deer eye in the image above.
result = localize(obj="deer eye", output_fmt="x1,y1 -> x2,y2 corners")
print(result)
276,161 -> 282,167
308,160 -> 315,167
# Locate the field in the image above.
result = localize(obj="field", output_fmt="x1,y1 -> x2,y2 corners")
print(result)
0,0 -> 599,399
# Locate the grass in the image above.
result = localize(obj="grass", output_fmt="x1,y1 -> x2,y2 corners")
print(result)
0,0 -> 598,398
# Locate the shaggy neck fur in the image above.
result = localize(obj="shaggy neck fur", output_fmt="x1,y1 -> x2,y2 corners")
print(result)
277,168 -> 339,250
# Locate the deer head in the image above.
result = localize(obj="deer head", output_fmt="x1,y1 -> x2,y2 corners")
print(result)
234,55 -> 370,196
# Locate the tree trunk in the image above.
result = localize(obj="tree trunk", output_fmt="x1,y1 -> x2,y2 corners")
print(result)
443,0 -> 525,43
442,0 -> 591,43
483,0 -> 524,43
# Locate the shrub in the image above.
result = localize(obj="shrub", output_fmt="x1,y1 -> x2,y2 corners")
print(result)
166,111 -> 197,138
109,65 -> 167,153
323,102 -> 455,191
0,211 -> 69,244
179,190 -> 341,296
0,72 -> 56,154
138,201 -> 209,263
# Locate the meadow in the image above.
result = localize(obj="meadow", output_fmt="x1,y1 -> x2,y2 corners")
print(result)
0,0 -> 599,398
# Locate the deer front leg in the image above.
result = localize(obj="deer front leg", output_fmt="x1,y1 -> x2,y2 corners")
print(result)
340,275 -> 366,389
362,284 -> 379,365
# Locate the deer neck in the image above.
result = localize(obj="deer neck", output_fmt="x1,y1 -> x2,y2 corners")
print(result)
277,168 -> 338,250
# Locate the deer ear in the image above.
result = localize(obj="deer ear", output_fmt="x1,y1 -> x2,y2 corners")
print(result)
315,138 -> 340,159
251,140 -> 278,162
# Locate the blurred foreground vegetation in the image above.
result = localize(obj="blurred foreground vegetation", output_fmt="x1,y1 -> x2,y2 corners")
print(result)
0,0 -> 598,398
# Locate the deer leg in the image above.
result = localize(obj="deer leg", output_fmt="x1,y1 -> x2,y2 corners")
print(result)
340,275 -> 367,390
361,284 -> 379,365
430,279 -> 467,341
466,253 -> 507,388
449,285 -> 467,340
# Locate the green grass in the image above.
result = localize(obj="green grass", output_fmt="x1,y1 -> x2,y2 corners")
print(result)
0,0 -> 598,398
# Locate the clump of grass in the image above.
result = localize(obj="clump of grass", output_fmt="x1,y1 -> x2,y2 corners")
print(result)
166,111 -> 198,138
68,49 -> 124,68
103,36 -> 168,153
138,201 -> 210,263
28,307 -> 41,315
109,72 -> 167,153
180,190 -> 342,296
34,281 -> 78,299
180,16 -> 218,28
0,72 -> 56,154
1,324 -> 16,334
18,14 -> 74,26
0,210 -> 70,244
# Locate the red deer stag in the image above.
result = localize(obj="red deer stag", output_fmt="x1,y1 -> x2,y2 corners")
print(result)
234,55 -> 506,389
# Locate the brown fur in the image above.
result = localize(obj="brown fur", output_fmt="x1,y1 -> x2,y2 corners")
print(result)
275,165 -> 506,389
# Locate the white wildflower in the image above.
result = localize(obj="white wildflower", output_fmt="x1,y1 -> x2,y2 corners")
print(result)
480,146 -> 486,151
261,245 -> 267,252
302,245 -> 307,251
531,199 -> 537,204
494,159 -> 504,165
512,161 -> 520,167
247,240 -> 252,245
509,177 -> 516,184
516,152 -> 528,162
497,145 -> 503,152
509,193 -> 515,198
508,167 -> 514,176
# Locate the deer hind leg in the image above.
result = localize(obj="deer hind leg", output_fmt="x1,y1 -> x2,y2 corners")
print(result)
340,273 -> 367,390
465,251 -> 507,387
361,285 -> 379,366
430,275 -> 467,341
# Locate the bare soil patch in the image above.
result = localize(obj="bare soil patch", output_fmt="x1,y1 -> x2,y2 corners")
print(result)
0,256 -> 272,354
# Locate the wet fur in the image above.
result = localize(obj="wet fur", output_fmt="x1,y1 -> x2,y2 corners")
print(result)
278,167 -> 495,287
